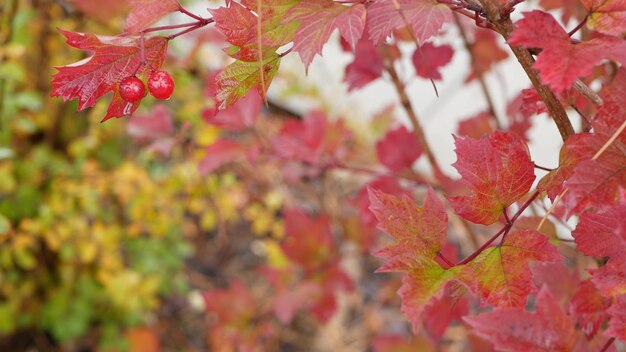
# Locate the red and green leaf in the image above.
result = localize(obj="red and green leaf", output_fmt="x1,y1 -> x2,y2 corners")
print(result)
467,230 -> 562,307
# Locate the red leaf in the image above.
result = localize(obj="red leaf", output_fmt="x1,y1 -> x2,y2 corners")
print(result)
606,294 -> 626,340
354,176 -> 408,228
366,0 -> 451,45
563,128 -> 626,215
198,138 -> 245,175
124,0 -> 181,34
465,286 -> 583,351
448,131 -> 535,225
573,203 -> 626,260
568,280 -> 611,338
508,10 -> 626,92
285,0 -> 366,68
281,209 -> 335,271
411,42 -> 454,80
465,27 -> 508,82
582,0 -> 626,35
368,188 -> 447,270
467,230 -> 562,307
531,262 -> 580,305
344,34 -> 384,91
537,133 -> 594,202
375,125 -> 422,172
422,285 -> 469,340
203,89 -> 262,131
210,2 -> 257,48
590,260 -> 626,298
127,103 -> 174,140
51,30 -> 168,121
456,111 -> 495,140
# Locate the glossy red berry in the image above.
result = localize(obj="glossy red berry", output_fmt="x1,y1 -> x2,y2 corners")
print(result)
118,76 -> 146,102
147,71 -> 175,100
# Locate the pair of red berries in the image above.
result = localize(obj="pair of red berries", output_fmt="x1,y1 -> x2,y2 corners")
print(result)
119,70 -> 174,102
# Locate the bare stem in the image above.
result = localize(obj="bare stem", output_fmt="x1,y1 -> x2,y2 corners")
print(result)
453,13 -> 502,129
438,252 -> 456,268
381,47 -> 446,180
568,15 -> 588,37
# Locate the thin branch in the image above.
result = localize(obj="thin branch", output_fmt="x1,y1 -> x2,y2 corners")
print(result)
453,13 -> 502,129
178,6 -> 205,21
381,47 -> 446,180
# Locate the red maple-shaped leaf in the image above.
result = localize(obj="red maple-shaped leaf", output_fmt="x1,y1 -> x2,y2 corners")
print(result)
412,42 -> 454,80
368,188 -> 472,331
203,81 -> 262,132
51,30 -> 168,121
343,33 -> 384,91
366,0 -> 451,45
465,286 -> 587,352
582,0 -> 626,35
124,0 -> 181,34
448,131 -> 535,225
573,203 -> 626,260
285,0 -> 366,68
467,230 -> 562,307
376,125 -> 422,172
568,279 -> 611,338
508,10 -> 626,92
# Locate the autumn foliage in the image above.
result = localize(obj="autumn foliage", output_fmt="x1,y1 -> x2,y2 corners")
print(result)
2,0 -> 626,350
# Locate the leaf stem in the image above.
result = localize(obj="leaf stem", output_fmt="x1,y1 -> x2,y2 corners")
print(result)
567,15 -> 588,37
453,13 -> 502,129
457,191 -> 539,265
534,163 -> 554,172
437,252 -> 455,268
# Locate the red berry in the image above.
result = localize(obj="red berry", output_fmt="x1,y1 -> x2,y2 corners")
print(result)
147,71 -> 175,100
118,76 -> 146,102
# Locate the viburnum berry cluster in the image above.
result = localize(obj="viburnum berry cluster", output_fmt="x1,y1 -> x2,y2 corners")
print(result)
51,0 -> 626,350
